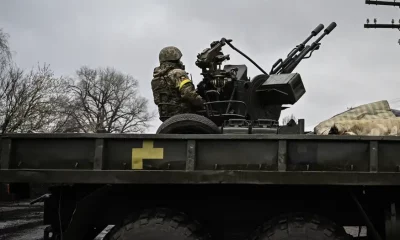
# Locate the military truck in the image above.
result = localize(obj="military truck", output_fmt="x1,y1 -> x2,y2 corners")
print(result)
1,22 -> 400,240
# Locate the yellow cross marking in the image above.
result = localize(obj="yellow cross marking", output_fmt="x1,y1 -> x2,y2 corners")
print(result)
131,140 -> 164,169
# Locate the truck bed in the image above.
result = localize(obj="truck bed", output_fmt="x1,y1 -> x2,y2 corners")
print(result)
1,133 -> 400,185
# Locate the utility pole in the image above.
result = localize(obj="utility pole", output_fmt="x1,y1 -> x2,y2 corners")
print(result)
364,0 -> 400,44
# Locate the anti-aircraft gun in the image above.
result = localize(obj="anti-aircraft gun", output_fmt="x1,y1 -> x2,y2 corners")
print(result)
156,22 -> 337,134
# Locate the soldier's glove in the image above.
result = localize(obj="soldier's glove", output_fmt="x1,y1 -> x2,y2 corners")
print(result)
194,97 -> 206,110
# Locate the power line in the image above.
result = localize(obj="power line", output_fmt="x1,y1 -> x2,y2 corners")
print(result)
364,23 -> 400,29
365,0 -> 400,7
364,0 -> 400,44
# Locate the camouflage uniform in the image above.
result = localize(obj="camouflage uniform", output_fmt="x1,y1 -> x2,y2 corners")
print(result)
151,46 -> 205,120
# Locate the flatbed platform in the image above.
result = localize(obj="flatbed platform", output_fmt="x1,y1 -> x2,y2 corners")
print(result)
1,133 -> 400,186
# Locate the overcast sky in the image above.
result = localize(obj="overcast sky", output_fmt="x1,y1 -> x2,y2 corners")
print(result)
1,0 -> 400,132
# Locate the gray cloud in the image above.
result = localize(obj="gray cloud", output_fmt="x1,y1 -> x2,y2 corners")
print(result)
1,0 -> 400,132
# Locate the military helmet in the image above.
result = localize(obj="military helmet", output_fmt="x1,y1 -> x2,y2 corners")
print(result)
159,46 -> 182,63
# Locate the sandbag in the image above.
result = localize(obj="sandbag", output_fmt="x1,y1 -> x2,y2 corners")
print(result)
314,100 -> 397,135
330,118 -> 400,136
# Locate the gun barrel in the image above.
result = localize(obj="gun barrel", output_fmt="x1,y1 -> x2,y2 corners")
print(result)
281,22 -> 337,73
271,23 -> 326,74
300,24 -> 325,46
313,22 -> 337,44
312,24 -> 324,36
324,22 -> 337,34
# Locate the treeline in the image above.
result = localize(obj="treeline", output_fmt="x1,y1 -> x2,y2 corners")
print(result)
0,29 -> 154,134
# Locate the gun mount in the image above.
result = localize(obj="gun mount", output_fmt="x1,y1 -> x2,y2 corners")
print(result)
156,22 -> 337,134
193,22 -> 336,127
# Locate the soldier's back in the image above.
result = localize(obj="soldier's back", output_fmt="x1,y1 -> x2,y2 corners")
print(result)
151,66 -> 187,120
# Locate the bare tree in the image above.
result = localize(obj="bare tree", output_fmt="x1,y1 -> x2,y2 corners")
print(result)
0,29 -> 153,134
60,66 -> 154,133
0,63 -> 66,133
282,114 -> 297,125
0,28 -> 12,69
0,29 -> 67,133
0,29 -> 12,93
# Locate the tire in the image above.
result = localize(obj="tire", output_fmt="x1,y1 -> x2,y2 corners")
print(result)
250,213 -> 351,240
246,74 -> 282,121
104,208 -> 211,240
156,113 -> 220,134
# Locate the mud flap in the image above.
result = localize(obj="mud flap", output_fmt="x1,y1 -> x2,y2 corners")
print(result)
385,202 -> 400,240
61,184 -> 113,240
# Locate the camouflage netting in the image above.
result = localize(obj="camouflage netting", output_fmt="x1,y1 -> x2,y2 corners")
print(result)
314,100 -> 400,136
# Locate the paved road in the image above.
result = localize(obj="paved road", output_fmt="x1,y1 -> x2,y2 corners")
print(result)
0,200 -> 114,240
0,201 -> 46,240
0,200 -> 366,239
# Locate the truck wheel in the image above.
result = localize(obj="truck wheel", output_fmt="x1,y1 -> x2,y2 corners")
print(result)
250,213 -> 351,240
156,113 -> 220,134
104,208 -> 210,240
246,74 -> 282,121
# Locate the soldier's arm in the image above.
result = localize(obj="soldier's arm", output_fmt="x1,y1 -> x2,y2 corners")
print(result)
168,69 -> 205,107
180,84 -> 205,107
151,80 -> 160,105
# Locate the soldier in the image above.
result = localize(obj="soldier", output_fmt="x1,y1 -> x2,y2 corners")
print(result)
151,46 -> 205,121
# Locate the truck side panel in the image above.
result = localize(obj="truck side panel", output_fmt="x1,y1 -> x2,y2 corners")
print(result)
1,134 -> 400,185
